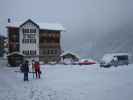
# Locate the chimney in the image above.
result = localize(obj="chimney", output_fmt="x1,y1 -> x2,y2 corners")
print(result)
8,18 -> 11,23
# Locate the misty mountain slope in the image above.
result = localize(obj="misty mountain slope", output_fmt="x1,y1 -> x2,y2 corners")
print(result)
96,22 -> 133,55
72,22 -> 133,62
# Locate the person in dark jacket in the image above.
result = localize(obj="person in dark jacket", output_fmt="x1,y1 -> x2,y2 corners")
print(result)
22,60 -> 29,81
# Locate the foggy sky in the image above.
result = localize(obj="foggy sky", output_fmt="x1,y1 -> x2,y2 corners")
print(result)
0,0 -> 133,51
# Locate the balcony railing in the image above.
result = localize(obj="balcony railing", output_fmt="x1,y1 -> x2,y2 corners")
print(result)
39,43 -> 60,47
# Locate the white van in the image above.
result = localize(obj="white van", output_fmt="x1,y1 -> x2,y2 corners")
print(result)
100,53 -> 129,67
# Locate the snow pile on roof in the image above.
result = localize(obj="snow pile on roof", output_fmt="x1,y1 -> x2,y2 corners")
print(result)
7,52 -> 25,56
7,22 -> 22,27
7,20 -> 65,31
38,23 -> 65,31
60,51 -> 80,58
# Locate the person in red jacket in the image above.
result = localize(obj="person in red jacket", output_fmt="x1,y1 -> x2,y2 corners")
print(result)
34,61 -> 41,79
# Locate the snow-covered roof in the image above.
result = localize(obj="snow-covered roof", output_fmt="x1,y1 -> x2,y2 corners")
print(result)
38,23 -> 65,31
60,52 -> 80,58
7,20 -> 65,31
7,52 -> 25,56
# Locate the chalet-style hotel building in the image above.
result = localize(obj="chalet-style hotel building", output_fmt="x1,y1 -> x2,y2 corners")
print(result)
7,19 -> 64,66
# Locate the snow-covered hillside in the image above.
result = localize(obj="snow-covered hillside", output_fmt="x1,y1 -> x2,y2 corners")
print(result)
0,64 -> 133,100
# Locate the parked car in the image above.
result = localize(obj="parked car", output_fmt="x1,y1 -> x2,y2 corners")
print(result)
100,53 -> 129,67
79,59 -> 96,65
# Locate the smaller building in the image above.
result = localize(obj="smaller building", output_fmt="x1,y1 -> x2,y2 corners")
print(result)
60,52 -> 79,64
7,52 -> 25,67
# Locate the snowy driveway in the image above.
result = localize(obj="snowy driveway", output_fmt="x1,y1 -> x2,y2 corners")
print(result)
0,64 -> 133,100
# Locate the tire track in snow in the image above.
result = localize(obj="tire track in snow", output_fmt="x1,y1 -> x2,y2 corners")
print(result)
27,81 -> 59,100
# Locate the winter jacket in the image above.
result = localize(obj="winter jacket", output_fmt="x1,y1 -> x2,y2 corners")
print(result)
34,63 -> 40,70
22,63 -> 29,73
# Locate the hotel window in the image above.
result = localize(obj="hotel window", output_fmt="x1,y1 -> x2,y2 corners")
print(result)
46,49 -> 56,55
33,29 -> 36,33
26,33 -> 36,38
30,29 -> 32,33
22,29 -> 25,33
30,29 -> 36,33
23,50 -> 29,55
22,29 -> 28,33
22,39 -> 28,43
50,50 -> 54,54
23,50 -> 36,55
22,39 -> 36,44
55,50 -> 57,54
48,50 -> 50,54
30,50 -> 36,55
23,29 -> 36,33
43,50 -> 46,54
30,39 -> 36,43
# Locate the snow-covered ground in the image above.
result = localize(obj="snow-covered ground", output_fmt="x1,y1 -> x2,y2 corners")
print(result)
0,63 -> 133,100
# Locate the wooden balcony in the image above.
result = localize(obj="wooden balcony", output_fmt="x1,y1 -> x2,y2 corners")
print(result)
39,43 -> 60,48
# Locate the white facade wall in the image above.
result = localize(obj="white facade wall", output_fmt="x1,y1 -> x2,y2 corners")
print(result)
19,22 -> 39,61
